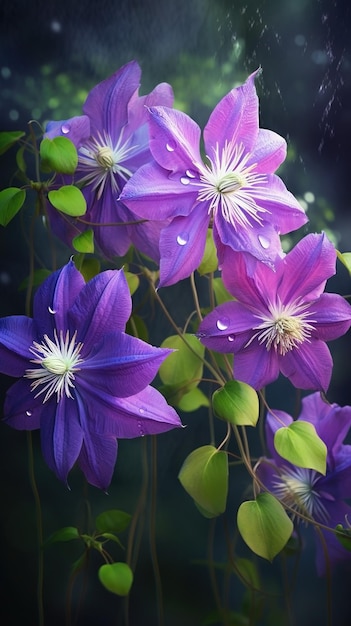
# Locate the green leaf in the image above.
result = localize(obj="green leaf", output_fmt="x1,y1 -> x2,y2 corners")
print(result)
40,136 -> 78,174
48,185 -> 86,216
212,380 -> 259,426
178,445 -> 228,516
0,130 -> 25,155
45,526 -> 80,546
74,255 -> 101,282
178,387 -> 210,412
335,524 -> 351,551
16,144 -> 27,173
198,228 -> 218,275
124,271 -> 140,295
72,229 -> 94,253
0,187 -> 26,226
159,333 -> 205,398
274,420 -> 327,474
98,562 -> 133,596
99,533 -> 124,548
95,509 -> 132,534
234,558 -> 261,591
212,277 -> 233,305
237,493 -> 293,561
337,250 -> 351,276
18,268 -> 52,291
126,314 -> 149,342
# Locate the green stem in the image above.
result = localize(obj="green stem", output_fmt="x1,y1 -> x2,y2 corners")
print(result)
149,436 -> 164,626
27,432 -> 45,626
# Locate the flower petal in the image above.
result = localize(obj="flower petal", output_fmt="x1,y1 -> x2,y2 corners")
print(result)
0,316 -> 35,375
246,128 -> 287,173
40,396 -> 83,485
4,377 -> 43,429
311,293 -> 351,340
300,393 -> 351,458
68,269 -> 131,346
78,332 -> 172,397
214,216 -> 283,266
280,340 -> 333,392
45,115 -> 91,147
204,70 -> 259,153
83,60 -> 141,141
251,174 -> 307,234
77,431 -> 117,490
233,342 -> 280,390
158,208 -> 209,287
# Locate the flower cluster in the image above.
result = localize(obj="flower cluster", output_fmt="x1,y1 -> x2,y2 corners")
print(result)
1,59 -> 351,587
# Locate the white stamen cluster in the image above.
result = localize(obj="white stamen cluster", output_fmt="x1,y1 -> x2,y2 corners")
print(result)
272,465 -> 329,523
195,140 -> 268,229
251,298 -> 316,355
78,129 -> 137,198
25,330 -> 84,403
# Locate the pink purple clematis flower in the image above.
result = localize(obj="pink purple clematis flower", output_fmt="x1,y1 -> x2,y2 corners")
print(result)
0,261 -> 182,489
257,392 -> 351,574
198,233 -> 351,392
120,70 -> 307,287
45,60 -> 174,261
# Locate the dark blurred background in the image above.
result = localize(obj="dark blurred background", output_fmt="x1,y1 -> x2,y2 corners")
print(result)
1,1 -> 351,625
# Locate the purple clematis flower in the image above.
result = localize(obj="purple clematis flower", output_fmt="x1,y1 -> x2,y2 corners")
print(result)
0,261 -> 182,489
45,60 -> 174,261
257,392 -> 351,574
198,233 -> 351,392
120,70 -> 307,287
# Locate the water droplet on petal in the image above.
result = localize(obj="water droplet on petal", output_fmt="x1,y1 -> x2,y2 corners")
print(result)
186,169 -> 197,178
228,335 -> 235,342
176,233 -> 189,246
180,176 -> 190,185
61,123 -> 71,134
137,421 -> 145,436
139,408 -> 145,414
258,234 -> 270,249
48,306 -> 56,314
166,139 -> 177,152
216,317 -> 229,331
26,410 -> 32,416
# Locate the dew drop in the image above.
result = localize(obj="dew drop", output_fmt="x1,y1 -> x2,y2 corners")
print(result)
176,233 -> 189,246
228,335 -> 235,342
216,317 -> 229,331
26,410 -> 32,416
137,421 -> 145,436
258,234 -> 270,249
61,123 -> 71,134
180,176 -> 190,185
139,408 -> 145,414
186,169 -> 197,178
48,306 -> 56,314
166,139 -> 177,152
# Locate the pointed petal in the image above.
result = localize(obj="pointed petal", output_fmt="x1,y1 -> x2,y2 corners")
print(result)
40,397 -> 83,484
158,209 -> 209,287
45,115 -> 91,148
78,332 -> 172,397
83,60 -> 141,140
147,105 -> 202,171
311,293 -> 351,340
278,233 -> 336,303
247,128 -> 287,172
199,301 -> 259,350
68,269 -> 131,345
127,82 -> 174,131
77,432 -> 117,490
4,378 -> 43,429
252,174 -> 307,233
280,340 -> 333,392
204,71 -> 259,153
214,216 -> 283,266
121,161 -> 196,219
300,393 -> 351,455
233,343 -> 280,390
0,316 -> 35,375
34,260 -> 85,335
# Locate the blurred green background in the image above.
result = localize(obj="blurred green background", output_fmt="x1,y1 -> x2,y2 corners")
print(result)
1,1 -> 351,624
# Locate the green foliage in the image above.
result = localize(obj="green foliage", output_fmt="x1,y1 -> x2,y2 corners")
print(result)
48,185 -> 87,216
72,229 -> 94,253
274,420 -> 327,475
45,526 -> 80,546
337,250 -> 351,276
40,136 -> 78,174
335,524 -> 351,551
237,493 -> 294,561
212,380 -> 259,426
212,277 -> 233,305
0,187 -> 26,226
98,562 -> 133,596
158,333 -> 205,407
198,228 -> 218,275
95,509 -> 132,534
178,445 -> 228,517
0,130 -> 25,155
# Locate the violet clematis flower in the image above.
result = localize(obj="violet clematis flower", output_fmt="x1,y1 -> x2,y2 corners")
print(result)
45,60 -> 174,261
198,233 -> 351,392
257,392 -> 351,574
0,261 -> 182,489
120,70 -> 307,287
